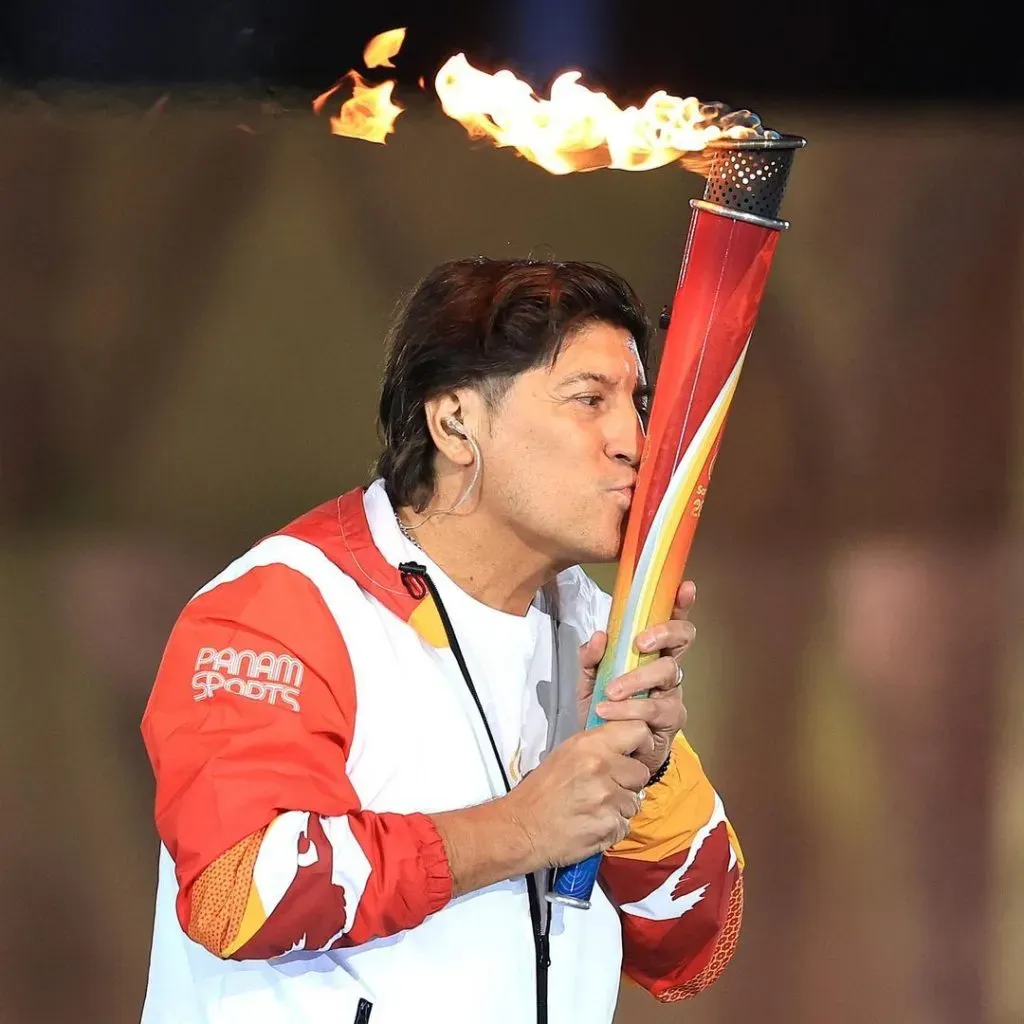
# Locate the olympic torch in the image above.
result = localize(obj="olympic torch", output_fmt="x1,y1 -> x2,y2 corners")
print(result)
548,135 -> 806,908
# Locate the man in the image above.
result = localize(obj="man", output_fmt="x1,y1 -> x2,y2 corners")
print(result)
140,258 -> 743,1024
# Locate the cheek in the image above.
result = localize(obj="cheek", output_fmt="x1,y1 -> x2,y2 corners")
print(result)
486,413 -> 604,508
500,421 -> 571,472
489,439 -> 572,517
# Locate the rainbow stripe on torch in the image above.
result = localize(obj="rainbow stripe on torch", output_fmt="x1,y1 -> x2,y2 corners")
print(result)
550,135 -> 805,908
588,344 -> 745,722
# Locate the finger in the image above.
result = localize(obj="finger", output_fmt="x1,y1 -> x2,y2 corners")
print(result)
595,719 -> 654,757
674,579 -> 697,618
613,787 -> 644,821
633,619 -> 696,658
596,697 -> 658,724
594,695 -> 685,733
606,656 -> 681,700
579,630 -> 608,670
632,725 -> 656,767
603,690 -> 687,733
608,752 -> 651,792
606,810 -> 633,847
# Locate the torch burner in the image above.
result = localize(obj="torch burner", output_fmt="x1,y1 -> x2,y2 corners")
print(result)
696,134 -> 806,227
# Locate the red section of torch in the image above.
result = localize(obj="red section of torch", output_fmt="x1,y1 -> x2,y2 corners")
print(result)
607,207 -> 782,628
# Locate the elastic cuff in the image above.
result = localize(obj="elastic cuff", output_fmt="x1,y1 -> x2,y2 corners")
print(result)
412,813 -> 454,914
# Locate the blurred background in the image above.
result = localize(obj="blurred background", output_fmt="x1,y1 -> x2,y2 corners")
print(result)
1,2 -> 1021,1022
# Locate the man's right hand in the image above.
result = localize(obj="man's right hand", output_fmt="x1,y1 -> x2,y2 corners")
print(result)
504,720 -> 654,869
430,720 -> 653,897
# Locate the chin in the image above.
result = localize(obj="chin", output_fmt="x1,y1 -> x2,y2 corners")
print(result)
550,511 -> 627,567
574,528 -> 625,565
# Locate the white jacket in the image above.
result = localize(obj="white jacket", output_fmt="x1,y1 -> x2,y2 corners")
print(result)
140,482 -> 743,1023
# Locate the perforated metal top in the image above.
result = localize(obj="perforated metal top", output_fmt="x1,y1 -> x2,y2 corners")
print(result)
702,135 -> 806,222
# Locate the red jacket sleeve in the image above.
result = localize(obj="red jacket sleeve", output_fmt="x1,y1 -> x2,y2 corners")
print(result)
141,563 -> 452,958
599,733 -> 744,1001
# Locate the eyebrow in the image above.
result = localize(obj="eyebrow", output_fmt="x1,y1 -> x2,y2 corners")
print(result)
557,371 -> 619,388
558,371 -> 653,403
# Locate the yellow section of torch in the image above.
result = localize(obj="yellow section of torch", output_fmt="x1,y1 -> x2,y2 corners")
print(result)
620,352 -> 744,675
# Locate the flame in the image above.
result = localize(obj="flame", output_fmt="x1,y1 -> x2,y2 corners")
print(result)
317,71 -> 404,144
434,53 -> 775,175
363,27 -> 406,69
314,28 -> 406,143
316,29 -> 776,174
312,82 -> 341,115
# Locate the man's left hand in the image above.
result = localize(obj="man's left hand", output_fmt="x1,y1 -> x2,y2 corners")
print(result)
577,580 -> 696,776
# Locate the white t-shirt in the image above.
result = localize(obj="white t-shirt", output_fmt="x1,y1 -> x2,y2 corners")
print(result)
363,480 -> 557,786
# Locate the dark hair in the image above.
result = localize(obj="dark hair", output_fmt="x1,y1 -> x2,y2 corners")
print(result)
375,257 -> 650,511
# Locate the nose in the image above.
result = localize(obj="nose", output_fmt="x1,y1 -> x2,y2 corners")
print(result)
607,402 -> 644,469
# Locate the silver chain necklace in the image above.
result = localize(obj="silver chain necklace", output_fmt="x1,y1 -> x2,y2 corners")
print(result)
395,513 -> 422,550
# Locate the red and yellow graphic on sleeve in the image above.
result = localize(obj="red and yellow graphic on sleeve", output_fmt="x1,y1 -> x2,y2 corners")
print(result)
183,808 -> 452,961
187,826 -> 268,955
600,733 -> 743,1000
608,732 -> 743,869
659,874 -> 744,1002
185,811 -> 356,959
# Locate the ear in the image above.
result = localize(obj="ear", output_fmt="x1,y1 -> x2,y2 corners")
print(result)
423,391 -> 477,467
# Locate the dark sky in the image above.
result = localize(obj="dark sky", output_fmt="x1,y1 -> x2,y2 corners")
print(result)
0,0 -> 1017,105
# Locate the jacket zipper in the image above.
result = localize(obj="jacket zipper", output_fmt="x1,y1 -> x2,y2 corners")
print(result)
400,562 -> 550,1024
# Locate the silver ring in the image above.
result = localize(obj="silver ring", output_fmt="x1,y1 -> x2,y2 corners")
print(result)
673,661 -> 685,689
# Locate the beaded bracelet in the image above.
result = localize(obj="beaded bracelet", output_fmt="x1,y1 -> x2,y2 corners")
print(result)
648,751 -> 671,785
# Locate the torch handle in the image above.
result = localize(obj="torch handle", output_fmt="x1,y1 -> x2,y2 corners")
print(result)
549,663 -> 653,909
583,652 -> 656,732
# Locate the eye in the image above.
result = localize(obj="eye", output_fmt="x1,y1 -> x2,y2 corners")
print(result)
574,394 -> 604,408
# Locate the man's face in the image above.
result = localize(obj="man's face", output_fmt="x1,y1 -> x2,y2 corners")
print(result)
478,321 -> 648,566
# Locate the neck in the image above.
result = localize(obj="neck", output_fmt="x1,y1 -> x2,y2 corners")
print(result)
397,501 -> 555,617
